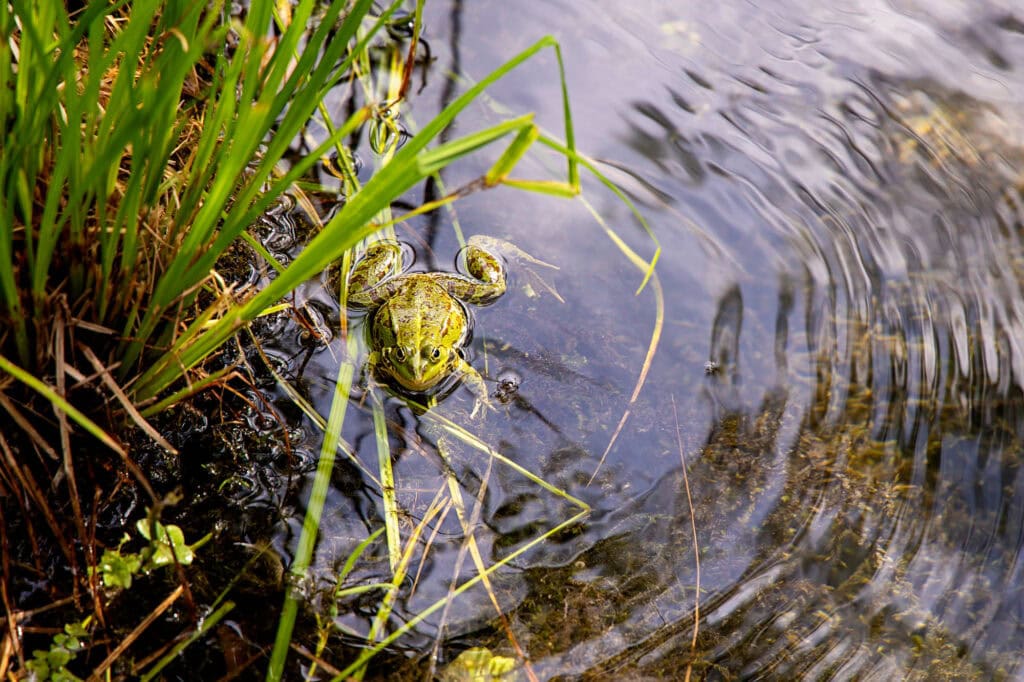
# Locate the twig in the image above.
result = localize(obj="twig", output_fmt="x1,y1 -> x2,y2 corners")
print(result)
80,344 -> 178,455
0,596 -> 76,628
0,434 -> 76,566
289,642 -> 345,678
0,504 -> 25,673
54,307 -> 85,609
138,600 -> 234,682
431,438 -> 540,682
0,394 -> 58,462
671,395 -> 700,681
87,585 -> 185,681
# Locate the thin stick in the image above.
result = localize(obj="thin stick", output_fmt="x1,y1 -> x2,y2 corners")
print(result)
330,509 -> 589,682
87,585 -> 184,681
0,434 -> 76,566
431,443 -> 539,682
588,273 -> 664,485
53,310 -> 85,609
0,504 -> 24,673
0,596 -> 76,627
671,395 -> 700,681
576,195 -> 664,485
289,642 -> 345,678
0,394 -> 58,462
80,344 -> 177,454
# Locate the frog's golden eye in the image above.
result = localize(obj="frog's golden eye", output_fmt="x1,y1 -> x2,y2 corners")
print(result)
429,346 -> 442,362
393,347 -> 407,362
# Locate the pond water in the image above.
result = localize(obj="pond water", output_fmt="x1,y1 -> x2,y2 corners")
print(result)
248,0 -> 1024,678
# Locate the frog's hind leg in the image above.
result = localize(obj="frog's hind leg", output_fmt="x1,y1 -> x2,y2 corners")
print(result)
432,246 -> 508,305
347,240 -> 407,308
466,235 -> 563,303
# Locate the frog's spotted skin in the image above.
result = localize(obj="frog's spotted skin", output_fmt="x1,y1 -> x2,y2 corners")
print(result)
347,236 -> 510,416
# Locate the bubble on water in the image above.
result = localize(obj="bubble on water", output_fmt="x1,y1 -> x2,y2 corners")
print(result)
385,12 -> 416,40
494,369 -> 522,403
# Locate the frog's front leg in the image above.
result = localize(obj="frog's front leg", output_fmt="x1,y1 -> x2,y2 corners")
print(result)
356,349 -> 382,403
453,355 -> 493,418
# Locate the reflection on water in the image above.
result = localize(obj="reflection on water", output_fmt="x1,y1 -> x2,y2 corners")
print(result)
253,0 -> 1024,677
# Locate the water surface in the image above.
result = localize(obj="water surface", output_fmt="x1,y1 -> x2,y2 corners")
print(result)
257,0 -> 1024,677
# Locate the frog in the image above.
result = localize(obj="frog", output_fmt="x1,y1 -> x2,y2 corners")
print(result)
347,235 -> 557,417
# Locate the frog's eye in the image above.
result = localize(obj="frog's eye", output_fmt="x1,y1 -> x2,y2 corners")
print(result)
392,347 -> 407,362
429,346 -> 442,363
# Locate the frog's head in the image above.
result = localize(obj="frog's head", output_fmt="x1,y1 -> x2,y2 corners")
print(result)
381,343 -> 457,393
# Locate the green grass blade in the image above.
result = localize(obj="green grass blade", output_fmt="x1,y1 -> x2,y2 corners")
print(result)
416,114 -> 534,175
373,396 -> 400,571
330,510 -> 590,680
139,601 -> 235,682
266,360 -> 356,681
0,354 -> 124,456
335,527 -> 387,589
484,122 -> 540,184
501,178 -> 580,197
428,412 -> 590,511
553,41 -> 579,190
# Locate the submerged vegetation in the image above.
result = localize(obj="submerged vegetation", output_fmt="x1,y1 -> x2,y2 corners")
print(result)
1,0 -> 660,678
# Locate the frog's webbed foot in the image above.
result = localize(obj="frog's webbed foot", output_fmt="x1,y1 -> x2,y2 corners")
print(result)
468,235 -> 563,303
468,235 -> 557,270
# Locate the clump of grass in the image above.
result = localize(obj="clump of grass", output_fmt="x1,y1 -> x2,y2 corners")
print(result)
0,0 -> 400,674
0,0 -> 387,412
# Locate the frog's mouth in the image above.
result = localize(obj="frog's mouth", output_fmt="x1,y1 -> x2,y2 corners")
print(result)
392,373 -> 442,393
381,360 -> 449,393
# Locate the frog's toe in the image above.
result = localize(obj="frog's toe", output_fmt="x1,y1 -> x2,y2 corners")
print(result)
469,395 -> 497,420
520,264 -> 564,303
514,248 -> 559,271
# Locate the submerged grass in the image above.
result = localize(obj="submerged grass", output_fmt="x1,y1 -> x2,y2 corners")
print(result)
268,27 -> 665,682
266,24 -> 596,677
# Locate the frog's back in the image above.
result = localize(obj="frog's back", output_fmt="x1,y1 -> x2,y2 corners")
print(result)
371,275 -> 469,348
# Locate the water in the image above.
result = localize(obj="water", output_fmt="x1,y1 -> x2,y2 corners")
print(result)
250,0 -> 1024,677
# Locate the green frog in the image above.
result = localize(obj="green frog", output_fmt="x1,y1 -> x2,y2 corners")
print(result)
347,236 -> 556,416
